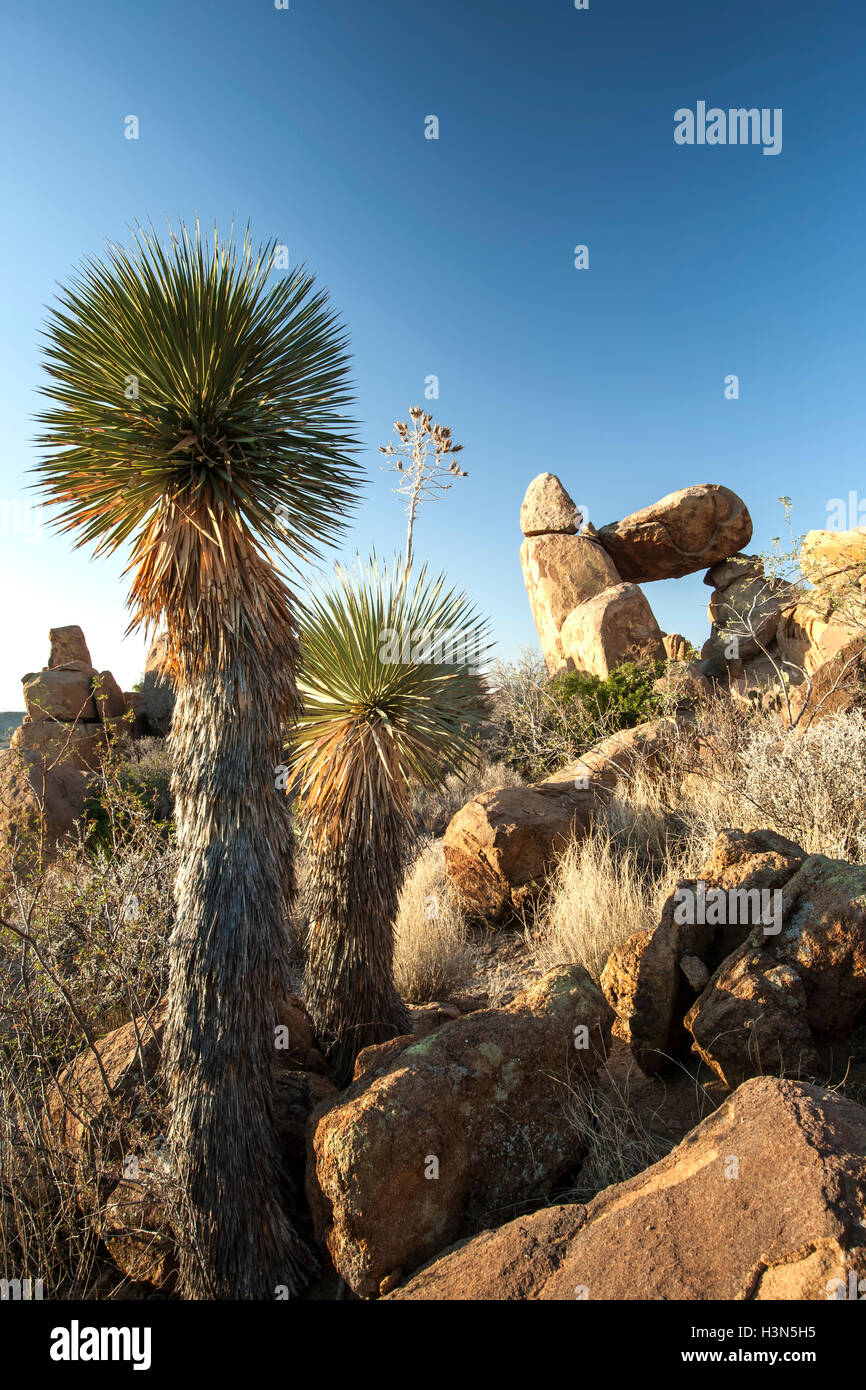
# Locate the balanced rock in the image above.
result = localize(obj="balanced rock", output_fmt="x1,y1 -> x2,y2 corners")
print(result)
559,583 -> 665,679
597,484 -> 753,582
387,1077 -> 866,1300
306,966 -> 612,1298
520,532 -> 621,673
519,472 -> 581,536
48,625 -> 92,669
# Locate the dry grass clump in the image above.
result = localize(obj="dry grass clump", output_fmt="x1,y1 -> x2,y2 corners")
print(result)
393,840 -> 472,1002
532,818 -> 686,984
560,1069 -> 673,1201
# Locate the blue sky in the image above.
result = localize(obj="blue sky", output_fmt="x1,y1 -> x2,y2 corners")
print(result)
1,0 -> 865,706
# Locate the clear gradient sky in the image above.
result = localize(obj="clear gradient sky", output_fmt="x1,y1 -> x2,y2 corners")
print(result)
1,0 -> 865,707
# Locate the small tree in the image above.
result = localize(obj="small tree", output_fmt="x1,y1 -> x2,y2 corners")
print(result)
379,408 -> 467,596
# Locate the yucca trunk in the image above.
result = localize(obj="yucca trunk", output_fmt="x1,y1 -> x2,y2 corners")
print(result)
166,648 -> 315,1299
303,814 -> 410,1086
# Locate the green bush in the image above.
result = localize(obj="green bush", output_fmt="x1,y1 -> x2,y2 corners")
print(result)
484,652 -> 664,782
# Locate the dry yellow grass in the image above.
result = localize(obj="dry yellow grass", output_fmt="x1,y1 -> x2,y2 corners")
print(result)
393,840 -> 472,1002
532,704 -> 866,984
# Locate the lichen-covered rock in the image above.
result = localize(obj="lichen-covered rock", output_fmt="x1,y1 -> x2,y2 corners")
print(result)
387,1078 -> 866,1300
602,829 -> 805,1074
305,966 -> 612,1298
686,853 -> 866,1087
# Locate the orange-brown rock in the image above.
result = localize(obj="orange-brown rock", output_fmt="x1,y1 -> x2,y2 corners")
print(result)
48,625 -> 92,669
519,532 -> 621,674
776,592 -> 866,677
686,852 -> 866,1087
601,829 -> 805,1075
684,944 -> 820,1088
519,472 -> 580,537
662,632 -> 690,661
0,747 -> 88,863
10,719 -> 104,772
306,966 -> 612,1298
443,782 -> 600,924
547,717 -> 683,793
22,665 -> 98,722
93,670 -> 126,721
800,528 -> 866,591
387,1077 -> 866,1300
559,582 -> 665,679
597,484 -> 753,582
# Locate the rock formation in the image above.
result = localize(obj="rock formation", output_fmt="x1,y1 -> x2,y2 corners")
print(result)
387,1077 -> 866,1300
519,474 -> 753,679
305,966 -> 612,1298
596,483 -> 753,582
603,827 -> 866,1088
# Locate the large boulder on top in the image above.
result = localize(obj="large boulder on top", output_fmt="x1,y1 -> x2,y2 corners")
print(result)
601,829 -> 806,1075
519,472 -> 581,536
305,966 -> 613,1299
443,782 -> 600,924
520,532 -> 621,674
387,1077 -> 866,1300
48,625 -> 92,669
597,484 -> 753,582
559,582 -> 665,679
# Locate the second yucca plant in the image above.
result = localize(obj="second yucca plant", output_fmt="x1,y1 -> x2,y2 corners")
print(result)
291,556 -> 488,1083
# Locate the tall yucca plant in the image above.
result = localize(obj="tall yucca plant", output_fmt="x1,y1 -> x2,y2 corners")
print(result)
34,222 -> 361,1298
291,555 -> 488,1083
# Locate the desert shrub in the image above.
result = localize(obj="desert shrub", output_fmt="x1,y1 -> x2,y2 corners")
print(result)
0,774 -> 175,1298
482,650 -> 664,782
735,711 -> 866,861
115,737 -> 173,824
393,840 -> 472,1002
